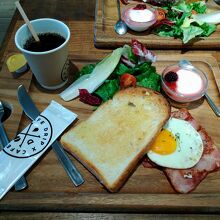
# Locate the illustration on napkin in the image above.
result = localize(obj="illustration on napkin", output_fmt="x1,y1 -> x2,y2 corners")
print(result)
4,115 -> 52,158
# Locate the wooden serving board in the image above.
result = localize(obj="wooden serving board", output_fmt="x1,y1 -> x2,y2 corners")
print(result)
1,53 -> 220,213
94,0 -> 220,49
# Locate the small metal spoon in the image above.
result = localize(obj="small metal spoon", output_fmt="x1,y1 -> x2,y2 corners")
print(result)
204,93 -> 220,116
114,0 -> 128,35
214,0 -> 220,5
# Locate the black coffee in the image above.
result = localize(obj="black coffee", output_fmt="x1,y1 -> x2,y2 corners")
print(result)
23,33 -> 66,52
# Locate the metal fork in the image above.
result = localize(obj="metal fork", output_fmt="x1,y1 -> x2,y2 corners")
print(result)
0,101 -> 28,191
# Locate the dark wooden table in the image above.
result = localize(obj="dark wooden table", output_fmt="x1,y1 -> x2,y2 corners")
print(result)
1,0 -> 220,219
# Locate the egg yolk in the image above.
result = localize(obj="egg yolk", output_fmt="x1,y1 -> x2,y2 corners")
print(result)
150,129 -> 177,155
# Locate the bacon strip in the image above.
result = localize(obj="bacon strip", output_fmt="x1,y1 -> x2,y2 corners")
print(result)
143,108 -> 220,193
142,157 -> 158,168
164,109 -> 220,193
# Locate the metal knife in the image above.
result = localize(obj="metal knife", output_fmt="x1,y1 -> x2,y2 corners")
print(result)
17,85 -> 84,186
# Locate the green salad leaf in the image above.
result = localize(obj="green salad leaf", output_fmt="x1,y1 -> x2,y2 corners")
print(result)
94,61 -> 161,101
182,25 -> 203,43
192,1 -> 206,14
135,63 -> 160,92
137,72 -> 161,92
94,79 -> 120,101
79,64 -> 95,76
112,63 -> 135,76
200,23 -> 217,36
134,62 -> 155,77
70,43 -> 161,105
76,60 -> 161,103
154,1 -> 217,44
172,2 -> 192,13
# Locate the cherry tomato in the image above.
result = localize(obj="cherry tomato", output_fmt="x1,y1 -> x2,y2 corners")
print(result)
120,73 -> 137,89
156,9 -> 166,21
191,10 -> 197,15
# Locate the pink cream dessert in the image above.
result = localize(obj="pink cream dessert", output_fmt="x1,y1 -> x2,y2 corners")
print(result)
162,66 -> 208,103
122,4 -> 156,32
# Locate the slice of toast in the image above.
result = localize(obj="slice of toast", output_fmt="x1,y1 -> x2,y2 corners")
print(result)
61,87 -> 170,192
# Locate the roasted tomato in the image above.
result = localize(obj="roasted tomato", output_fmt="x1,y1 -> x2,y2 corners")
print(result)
156,8 -> 166,21
191,10 -> 197,15
120,73 -> 136,89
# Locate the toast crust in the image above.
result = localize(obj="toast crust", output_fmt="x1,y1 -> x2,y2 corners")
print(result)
61,87 -> 171,192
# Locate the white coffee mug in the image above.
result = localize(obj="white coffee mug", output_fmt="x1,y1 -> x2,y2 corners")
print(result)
15,18 -> 70,90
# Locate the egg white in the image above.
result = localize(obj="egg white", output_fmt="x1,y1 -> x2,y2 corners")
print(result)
147,118 -> 203,169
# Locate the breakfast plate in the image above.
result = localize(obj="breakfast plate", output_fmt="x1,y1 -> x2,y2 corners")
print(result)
94,0 -> 220,49
61,49 -> 218,191
1,52 -> 220,212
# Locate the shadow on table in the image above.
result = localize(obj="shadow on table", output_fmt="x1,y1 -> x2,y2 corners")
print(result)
20,0 -> 96,21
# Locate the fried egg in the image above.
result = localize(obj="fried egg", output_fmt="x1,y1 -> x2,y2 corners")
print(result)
147,118 -> 203,169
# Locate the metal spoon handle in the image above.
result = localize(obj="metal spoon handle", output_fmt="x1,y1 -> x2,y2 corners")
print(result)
205,93 -> 220,117
117,0 -> 121,20
52,141 -> 84,186
0,123 -> 9,149
14,176 -> 28,191
214,0 -> 220,6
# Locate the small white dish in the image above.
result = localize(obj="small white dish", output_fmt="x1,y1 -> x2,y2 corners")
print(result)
121,4 -> 157,32
161,62 -> 208,103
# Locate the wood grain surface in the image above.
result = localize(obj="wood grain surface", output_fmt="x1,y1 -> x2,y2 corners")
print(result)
1,39 -> 220,213
2,212 -> 220,220
1,0 -> 220,218
94,0 -> 220,49
0,0 -> 17,45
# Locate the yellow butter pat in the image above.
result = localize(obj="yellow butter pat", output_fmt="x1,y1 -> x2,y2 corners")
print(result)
6,54 -> 27,73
